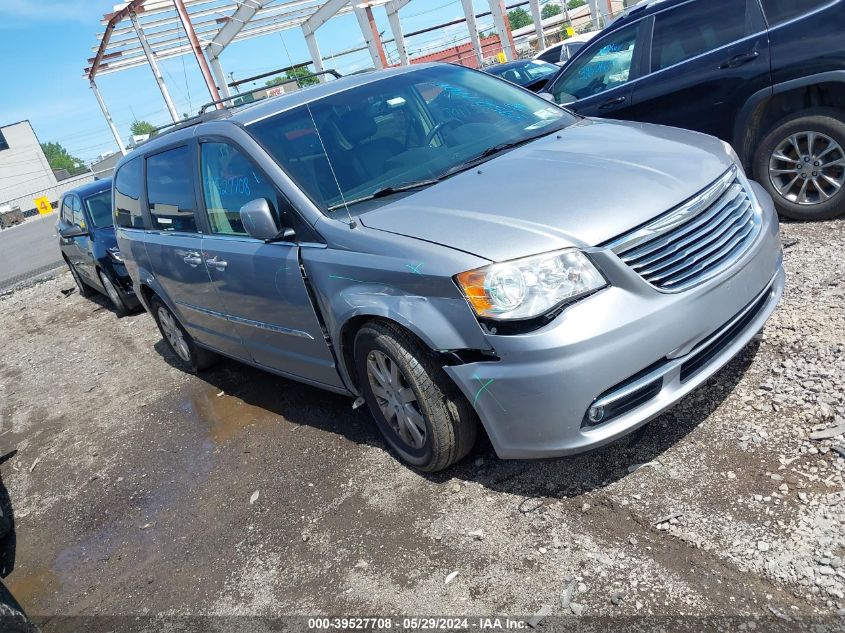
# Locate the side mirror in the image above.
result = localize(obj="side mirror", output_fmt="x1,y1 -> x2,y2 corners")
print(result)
239,198 -> 294,243
240,198 -> 279,240
59,224 -> 88,239
538,92 -> 554,102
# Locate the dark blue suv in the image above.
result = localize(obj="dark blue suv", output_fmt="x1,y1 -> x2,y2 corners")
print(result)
57,179 -> 140,316
544,0 -> 845,221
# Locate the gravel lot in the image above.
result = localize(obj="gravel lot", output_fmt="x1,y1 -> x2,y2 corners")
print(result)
0,217 -> 843,628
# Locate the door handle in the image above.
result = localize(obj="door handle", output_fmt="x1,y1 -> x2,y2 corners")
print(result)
206,255 -> 228,271
719,51 -> 759,69
183,252 -> 202,267
598,96 -> 627,110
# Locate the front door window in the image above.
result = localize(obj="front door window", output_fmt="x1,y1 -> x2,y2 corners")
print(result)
548,23 -> 641,104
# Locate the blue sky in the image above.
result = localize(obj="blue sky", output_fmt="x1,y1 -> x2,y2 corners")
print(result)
0,0 -> 516,164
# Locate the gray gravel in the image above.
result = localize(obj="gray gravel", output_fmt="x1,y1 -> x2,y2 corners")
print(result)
0,217 -> 842,620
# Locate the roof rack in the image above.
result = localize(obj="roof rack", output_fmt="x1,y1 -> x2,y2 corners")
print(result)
151,108 -> 231,136
199,68 -> 343,114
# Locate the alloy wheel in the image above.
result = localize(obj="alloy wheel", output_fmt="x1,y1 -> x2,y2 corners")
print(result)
768,131 -> 845,206
366,350 -> 427,449
157,306 -> 191,363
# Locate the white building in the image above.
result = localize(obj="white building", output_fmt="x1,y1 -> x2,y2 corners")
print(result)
0,121 -> 57,207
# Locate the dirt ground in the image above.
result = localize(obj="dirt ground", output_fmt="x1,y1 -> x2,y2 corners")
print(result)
0,217 -> 844,629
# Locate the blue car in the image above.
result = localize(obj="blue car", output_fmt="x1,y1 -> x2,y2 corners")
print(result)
57,179 -> 140,316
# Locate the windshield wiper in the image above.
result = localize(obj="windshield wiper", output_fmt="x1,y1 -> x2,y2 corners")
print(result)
327,179 -> 440,211
437,129 -> 559,180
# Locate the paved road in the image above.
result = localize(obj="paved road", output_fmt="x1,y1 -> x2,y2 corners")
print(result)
0,214 -> 64,290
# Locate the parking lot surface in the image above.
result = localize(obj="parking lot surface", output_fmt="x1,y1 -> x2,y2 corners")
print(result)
0,218 -> 843,623
0,215 -> 64,291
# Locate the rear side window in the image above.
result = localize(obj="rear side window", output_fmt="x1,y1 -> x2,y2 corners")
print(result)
146,146 -> 198,233
537,44 -> 562,63
651,0 -> 748,71
114,158 -> 145,229
761,0 -> 827,24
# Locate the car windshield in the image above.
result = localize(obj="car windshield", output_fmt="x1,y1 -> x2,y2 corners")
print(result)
247,65 -> 576,212
487,61 -> 558,86
84,189 -> 113,228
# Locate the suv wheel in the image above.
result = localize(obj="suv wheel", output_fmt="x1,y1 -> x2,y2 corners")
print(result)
149,296 -> 217,373
67,260 -> 94,298
354,321 -> 477,472
98,270 -> 129,317
754,108 -> 845,220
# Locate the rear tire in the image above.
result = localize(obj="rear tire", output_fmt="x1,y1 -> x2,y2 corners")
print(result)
753,108 -> 845,220
66,260 -> 94,298
98,270 -> 130,317
0,583 -> 37,633
354,321 -> 477,472
149,296 -> 217,373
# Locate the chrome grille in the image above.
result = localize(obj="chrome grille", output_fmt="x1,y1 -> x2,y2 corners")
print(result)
608,166 -> 761,292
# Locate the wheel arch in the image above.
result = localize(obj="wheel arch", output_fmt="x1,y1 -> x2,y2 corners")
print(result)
337,311 -> 445,393
735,72 -> 845,174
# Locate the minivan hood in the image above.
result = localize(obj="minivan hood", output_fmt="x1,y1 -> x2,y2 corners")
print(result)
359,119 -> 734,262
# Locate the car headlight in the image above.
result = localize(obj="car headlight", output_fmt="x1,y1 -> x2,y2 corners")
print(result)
455,249 -> 607,321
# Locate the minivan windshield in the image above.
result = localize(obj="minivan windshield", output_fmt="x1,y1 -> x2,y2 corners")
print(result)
248,65 -> 576,212
84,189 -> 114,228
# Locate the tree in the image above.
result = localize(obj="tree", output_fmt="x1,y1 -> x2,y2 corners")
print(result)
41,142 -> 85,173
130,120 -> 157,137
567,0 -> 587,8
542,3 -> 563,19
507,7 -> 532,30
266,66 -> 319,89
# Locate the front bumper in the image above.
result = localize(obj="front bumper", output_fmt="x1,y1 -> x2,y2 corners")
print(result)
445,182 -> 784,459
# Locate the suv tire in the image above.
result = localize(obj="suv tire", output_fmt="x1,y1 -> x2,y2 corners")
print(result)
149,296 -> 217,373
98,270 -> 130,317
354,321 -> 477,472
754,108 -> 845,220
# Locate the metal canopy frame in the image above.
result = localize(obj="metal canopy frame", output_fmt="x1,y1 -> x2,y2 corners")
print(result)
85,0 -> 562,157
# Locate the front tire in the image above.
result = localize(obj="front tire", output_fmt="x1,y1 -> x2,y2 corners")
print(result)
98,270 -> 130,317
149,296 -> 217,373
753,108 -> 845,220
354,321 -> 477,472
66,260 -> 94,298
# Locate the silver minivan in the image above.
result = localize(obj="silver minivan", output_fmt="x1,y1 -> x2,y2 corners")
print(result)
115,63 -> 784,471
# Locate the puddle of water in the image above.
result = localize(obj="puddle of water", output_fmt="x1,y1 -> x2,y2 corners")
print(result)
5,567 -> 58,612
178,385 -> 279,445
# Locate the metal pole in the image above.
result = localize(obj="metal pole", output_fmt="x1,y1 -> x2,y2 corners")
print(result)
587,0 -> 601,29
208,56 -> 231,98
172,0 -> 223,107
460,0 -> 483,67
488,0 -> 516,61
303,29 -> 326,81
90,79 -> 127,156
528,0 -> 546,51
386,7 -> 409,65
130,11 -> 180,123
353,4 -> 387,70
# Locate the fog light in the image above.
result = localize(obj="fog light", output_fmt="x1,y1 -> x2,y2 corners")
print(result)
588,405 -> 605,423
